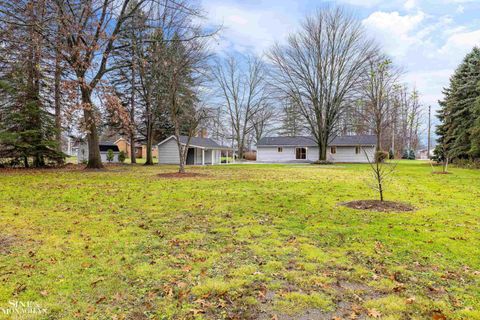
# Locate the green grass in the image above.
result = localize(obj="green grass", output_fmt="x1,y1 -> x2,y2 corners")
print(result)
0,161 -> 479,319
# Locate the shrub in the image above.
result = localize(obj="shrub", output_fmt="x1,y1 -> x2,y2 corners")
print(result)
312,160 -> 333,165
375,151 -> 389,163
244,151 -> 256,161
118,151 -> 126,163
402,149 -> 416,160
408,149 -> 416,160
106,149 -> 114,162
388,149 -> 394,159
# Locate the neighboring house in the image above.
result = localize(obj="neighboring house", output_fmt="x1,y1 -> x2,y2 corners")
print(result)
256,135 -> 376,163
157,135 -> 233,165
77,142 -> 121,163
417,148 -> 434,160
115,138 -> 158,159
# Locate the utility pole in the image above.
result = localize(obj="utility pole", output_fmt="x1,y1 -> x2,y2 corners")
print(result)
427,105 -> 431,158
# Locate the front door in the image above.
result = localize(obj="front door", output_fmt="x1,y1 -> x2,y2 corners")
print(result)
186,148 -> 195,165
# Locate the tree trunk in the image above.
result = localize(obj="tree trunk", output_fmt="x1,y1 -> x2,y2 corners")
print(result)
130,134 -> 136,164
318,141 -> 327,161
376,127 -> 382,152
81,87 -> 103,169
54,37 -> 63,156
178,144 -> 186,174
144,120 -> 154,165
145,131 -> 153,165
129,53 -> 136,164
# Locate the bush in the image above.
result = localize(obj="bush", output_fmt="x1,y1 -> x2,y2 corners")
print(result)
118,151 -> 126,163
106,149 -> 114,162
408,149 -> 416,160
244,151 -> 256,161
453,158 -> 480,169
375,151 -> 389,163
402,149 -> 416,160
388,149 -> 394,160
312,160 -> 333,165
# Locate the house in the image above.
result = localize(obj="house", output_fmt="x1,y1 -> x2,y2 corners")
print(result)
115,138 -> 158,159
77,142 -> 121,163
417,148 -> 434,160
157,135 -> 233,165
256,135 -> 376,163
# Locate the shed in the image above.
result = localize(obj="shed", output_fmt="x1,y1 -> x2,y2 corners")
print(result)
157,135 -> 233,165
77,142 -> 121,164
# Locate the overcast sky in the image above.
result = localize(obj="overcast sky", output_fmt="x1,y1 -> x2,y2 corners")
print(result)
202,0 -> 480,114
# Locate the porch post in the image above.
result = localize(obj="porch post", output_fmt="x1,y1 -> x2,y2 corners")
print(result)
211,150 -> 215,165
226,150 -> 228,164
202,149 -> 205,165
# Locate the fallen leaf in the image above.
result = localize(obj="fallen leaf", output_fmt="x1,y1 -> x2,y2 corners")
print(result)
406,297 -> 416,304
40,290 -> 48,297
368,308 -> 381,318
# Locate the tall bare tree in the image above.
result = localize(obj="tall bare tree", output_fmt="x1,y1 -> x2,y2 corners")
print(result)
268,6 -> 377,160
356,57 -> 401,151
212,54 -> 268,159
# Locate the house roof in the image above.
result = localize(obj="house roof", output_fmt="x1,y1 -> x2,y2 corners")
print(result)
257,135 -> 377,147
99,142 -> 120,152
158,135 -> 231,149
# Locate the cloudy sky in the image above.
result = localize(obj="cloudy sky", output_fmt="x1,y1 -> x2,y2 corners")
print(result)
202,0 -> 480,114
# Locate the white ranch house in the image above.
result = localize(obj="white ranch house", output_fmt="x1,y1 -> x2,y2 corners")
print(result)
256,135 -> 376,163
157,135 -> 233,165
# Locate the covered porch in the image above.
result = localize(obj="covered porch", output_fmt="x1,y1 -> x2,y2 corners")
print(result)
186,147 -> 234,165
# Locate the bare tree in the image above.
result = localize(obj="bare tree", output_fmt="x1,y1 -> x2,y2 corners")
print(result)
364,149 -> 397,202
268,6 -> 377,160
356,56 -> 401,151
251,103 -> 277,144
212,54 -> 268,159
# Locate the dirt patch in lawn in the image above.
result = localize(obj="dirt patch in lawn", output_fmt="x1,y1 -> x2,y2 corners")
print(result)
431,171 -> 452,175
341,200 -> 414,212
0,235 -> 17,254
157,172 -> 208,179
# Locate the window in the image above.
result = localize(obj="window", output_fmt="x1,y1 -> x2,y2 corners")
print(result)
355,146 -> 361,154
295,147 -> 306,159
330,146 -> 337,154
277,147 -> 283,153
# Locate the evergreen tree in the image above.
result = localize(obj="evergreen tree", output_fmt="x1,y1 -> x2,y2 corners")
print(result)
436,47 -> 480,161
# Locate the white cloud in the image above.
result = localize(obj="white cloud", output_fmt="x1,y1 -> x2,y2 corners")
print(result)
338,0 -> 384,7
362,11 -> 426,58
404,0 -> 417,10
456,5 -> 465,13
438,29 -> 480,64
404,69 -> 453,108
204,1 -> 298,55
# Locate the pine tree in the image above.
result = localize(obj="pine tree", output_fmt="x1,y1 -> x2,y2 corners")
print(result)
436,47 -> 480,161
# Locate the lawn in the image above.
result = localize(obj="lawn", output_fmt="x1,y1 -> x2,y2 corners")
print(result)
0,161 -> 479,319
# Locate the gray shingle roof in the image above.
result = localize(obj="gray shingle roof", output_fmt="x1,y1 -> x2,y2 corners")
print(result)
161,135 -> 231,149
257,135 -> 376,147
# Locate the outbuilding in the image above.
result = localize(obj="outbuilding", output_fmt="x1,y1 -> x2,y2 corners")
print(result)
157,135 -> 233,165
77,142 -> 121,163
256,135 -> 376,163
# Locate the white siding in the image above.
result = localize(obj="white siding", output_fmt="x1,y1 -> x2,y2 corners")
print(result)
327,146 -> 375,163
100,152 -> 120,163
257,146 -> 315,163
77,143 -> 88,163
158,138 -> 181,164
77,143 -> 120,163
257,145 -> 375,163
158,139 -> 222,165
